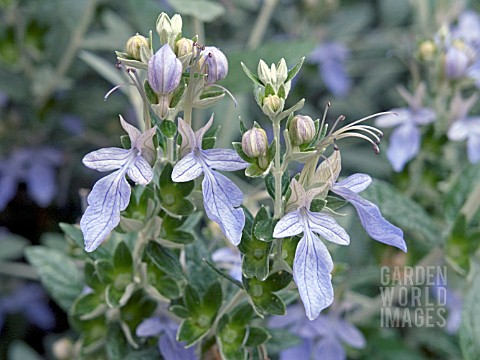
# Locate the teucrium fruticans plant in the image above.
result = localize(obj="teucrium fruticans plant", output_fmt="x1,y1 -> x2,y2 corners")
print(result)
30,12 -> 407,360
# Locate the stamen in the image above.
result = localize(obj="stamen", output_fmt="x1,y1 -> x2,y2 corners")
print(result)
328,115 -> 345,136
335,132 -> 379,149
104,83 -> 132,101
319,101 -> 331,136
343,125 -> 382,144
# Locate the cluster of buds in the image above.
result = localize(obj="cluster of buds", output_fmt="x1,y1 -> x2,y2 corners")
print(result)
116,13 -> 229,121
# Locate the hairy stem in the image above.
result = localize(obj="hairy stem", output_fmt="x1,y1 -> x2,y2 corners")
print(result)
166,137 -> 175,162
273,119 -> 283,219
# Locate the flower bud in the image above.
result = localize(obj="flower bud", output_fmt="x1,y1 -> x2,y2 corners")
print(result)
176,37 -> 196,69
201,46 -> 228,84
148,44 -> 183,94
242,127 -> 268,158
262,94 -> 284,118
257,59 -> 272,85
289,115 -> 316,146
125,34 -> 149,61
156,13 -> 182,47
418,40 -> 436,61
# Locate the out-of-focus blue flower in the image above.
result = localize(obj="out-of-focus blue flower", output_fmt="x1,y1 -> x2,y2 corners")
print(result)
80,116 -> 156,252
211,246 -> 242,281
269,303 -> 366,360
0,146 -> 63,210
273,179 -> 350,320
171,116 -> 248,246
452,10 -> 480,48
0,283 -> 55,331
137,316 -> 197,360
331,173 -> 407,252
309,42 -> 351,97
432,275 -> 463,334
447,93 -> 480,163
61,114 -> 85,135
375,84 -> 436,171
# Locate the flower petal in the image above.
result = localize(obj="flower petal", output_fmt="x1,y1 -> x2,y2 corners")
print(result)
201,148 -> 249,171
386,123 -> 420,172
279,339 -> 313,360
273,211 -> 304,238
27,160 -> 56,207
159,329 -> 197,360
136,317 -> 164,337
467,133 -> 480,163
172,152 -> 203,182
313,337 -> 346,360
335,318 -> 366,349
332,186 -> 407,252
333,173 -> 371,193
305,211 -> 350,245
83,148 -> 133,172
177,118 -> 197,155
294,230 -> 334,320
195,114 -> 214,148
127,155 -> 154,185
81,171 -> 131,252
202,170 -> 245,245
135,126 -> 157,165
375,108 -> 411,128
412,107 -> 436,125
120,115 -> 141,144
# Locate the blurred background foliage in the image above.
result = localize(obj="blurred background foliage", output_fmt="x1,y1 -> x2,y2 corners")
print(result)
0,0 -> 477,358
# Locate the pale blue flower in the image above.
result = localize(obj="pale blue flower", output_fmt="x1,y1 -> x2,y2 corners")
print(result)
452,10 -> 480,48
201,46 -> 228,84
269,303 -> 366,360
148,44 -> 183,94
0,146 -> 62,210
80,116 -> 156,252
331,173 -> 407,252
137,316 -> 197,360
375,84 -> 435,171
309,42 -> 351,97
212,247 -> 242,281
273,179 -> 350,320
448,116 -> 480,163
432,275 -> 463,334
172,116 -> 248,245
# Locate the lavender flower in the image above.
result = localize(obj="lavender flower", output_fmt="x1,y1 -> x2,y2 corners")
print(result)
273,179 -> 350,320
148,44 -> 183,94
269,303 -> 366,360
80,116 -> 156,252
171,116 -> 248,245
137,316 -> 197,360
309,42 -> 351,97
0,146 -> 63,210
211,247 -> 242,281
331,173 -> 407,252
375,84 -> 436,171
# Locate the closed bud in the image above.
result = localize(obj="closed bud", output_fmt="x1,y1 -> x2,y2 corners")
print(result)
176,37 -> 196,69
148,44 -> 183,94
201,46 -> 228,84
418,40 -> 436,61
262,94 -> 284,118
289,115 -> 316,146
156,13 -> 182,47
125,34 -> 149,60
258,59 -> 272,85
242,127 -> 268,158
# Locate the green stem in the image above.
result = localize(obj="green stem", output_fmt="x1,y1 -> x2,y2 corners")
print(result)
247,0 -> 279,50
36,0 -> 97,107
166,137 -> 175,162
132,231 -> 149,275
273,119 -> 283,219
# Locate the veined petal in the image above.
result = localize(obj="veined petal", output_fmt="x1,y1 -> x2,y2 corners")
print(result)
285,178 -> 307,213
386,123 -> 420,172
127,155 -> 154,185
195,114 -> 214,148
120,115 -> 141,144
81,171 -> 131,252
83,147 -> 133,172
294,230 -> 334,320
177,118 -> 197,156
135,126 -> 157,165
201,148 -> 249,171
305,211 -> 350,245
202,170 -> 245,245
172,152 -> 203,182
273,211 -> 304,238
334,186 -> 406,252
333,173 -> 371,194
